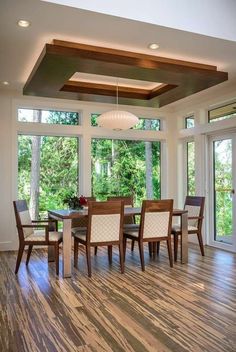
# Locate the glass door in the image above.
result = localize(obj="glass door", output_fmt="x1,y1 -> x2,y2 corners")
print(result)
209,135 -> 236,251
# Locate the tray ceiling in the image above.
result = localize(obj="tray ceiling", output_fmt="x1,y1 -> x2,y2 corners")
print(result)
23,40 -> 228,107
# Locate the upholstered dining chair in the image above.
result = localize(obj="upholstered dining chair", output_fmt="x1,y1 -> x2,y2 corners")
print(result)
108,196 -> 138,250
73,200 -> 124,277
123,199 -> 173,271
172,196 -> 205,261
13,200 -> 62,275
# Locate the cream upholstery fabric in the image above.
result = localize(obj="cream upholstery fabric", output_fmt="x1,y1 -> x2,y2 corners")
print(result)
71,226 -> 87,235
25,230 -> 62,242
185,205 -> 201,227
123,230 -> 139,237
90,214 -> 121,242
143,212 -> 170,238
172,224 -> 198,232
19,210 -> 33,237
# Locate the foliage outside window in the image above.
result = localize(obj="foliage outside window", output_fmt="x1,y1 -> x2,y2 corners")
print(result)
18,108 -> 80,125
91,113 -> 160,130
185,116 -> 195,128
213,139 -> 233,242
187,141 -> 195,195
18,110 -> 79,220
91,138 -> 161,206
209,102 -> 236,123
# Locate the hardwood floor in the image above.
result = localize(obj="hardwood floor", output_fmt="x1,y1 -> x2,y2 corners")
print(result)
0,243 -> 236,352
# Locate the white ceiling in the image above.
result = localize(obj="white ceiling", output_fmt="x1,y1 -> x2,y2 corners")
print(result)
1,0 -> 236,108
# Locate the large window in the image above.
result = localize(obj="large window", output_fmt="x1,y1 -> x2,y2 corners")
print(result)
187,141 -> 195,195
18,134 -> 79,219
91,138 -> 161,205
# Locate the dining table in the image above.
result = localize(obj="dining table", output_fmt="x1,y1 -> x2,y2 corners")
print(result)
48,207 -> 188,278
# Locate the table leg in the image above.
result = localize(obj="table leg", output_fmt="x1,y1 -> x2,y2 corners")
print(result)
181,212 -> 188,263
63,219 -> 72,278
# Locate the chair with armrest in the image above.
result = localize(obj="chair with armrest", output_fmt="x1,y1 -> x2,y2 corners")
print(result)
13,200 -> 62,275
123,199 -> 173,271
71,196 -> 96,235
171,196 -> 205,261
73,200 -> 124,277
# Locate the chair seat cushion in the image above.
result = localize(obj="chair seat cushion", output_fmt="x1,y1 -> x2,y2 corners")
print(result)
26,230 -> 62,242
172,224 -> 198,233
123,223 -> 139,231
71,226 -> 87,235
73,232 -> 87,241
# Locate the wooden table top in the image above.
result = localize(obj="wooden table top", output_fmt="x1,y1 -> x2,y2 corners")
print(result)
48,207 -> 187,220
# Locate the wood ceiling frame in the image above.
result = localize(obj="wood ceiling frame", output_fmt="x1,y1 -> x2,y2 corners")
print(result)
23,39 -> 228,107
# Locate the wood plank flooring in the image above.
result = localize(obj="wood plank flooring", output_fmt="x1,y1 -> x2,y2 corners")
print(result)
0,243 -> 236,352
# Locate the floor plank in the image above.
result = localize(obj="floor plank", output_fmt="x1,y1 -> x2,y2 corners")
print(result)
0,243 -> 236,351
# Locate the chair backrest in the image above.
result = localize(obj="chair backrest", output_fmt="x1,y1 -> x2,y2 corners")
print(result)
87,201 -> 124,244
13,200 -> 33,240
71,197 -> 96,228
107,196 -> 134,224
184,196 -> 205,228
139,199 -> 173,239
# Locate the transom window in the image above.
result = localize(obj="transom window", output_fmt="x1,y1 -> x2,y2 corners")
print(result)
209,102 -> 236,123
185,115 -> 195,128
18,108 -> 80,125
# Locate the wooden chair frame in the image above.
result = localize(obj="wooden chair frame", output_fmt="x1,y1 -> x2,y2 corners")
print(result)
74,200 -> 124,277
13,200 -> 62,275
172,196 -> 205,261
124,199 -> 174,271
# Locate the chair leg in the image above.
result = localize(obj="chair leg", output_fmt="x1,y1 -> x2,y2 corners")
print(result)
86,245 -> 92,277
131,240 -> 135,251
153,242 -> 157,259
119,242 -> 124,274
94,246 -> 98,255
26,244 -> 33,265
55,243 -> 59,276
108,245 -> 112,264
197,231 -> 205,256
74,238 -> 79,267
15,244 -> 25,274
173,234 -> 178,262
167,238 -> 173,268
148,242 -> 153,257
138,240 -> 145,271
123,237 -> 127,261
156,242 -> 160,255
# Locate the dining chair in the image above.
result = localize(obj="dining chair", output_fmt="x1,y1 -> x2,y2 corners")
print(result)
73,200 -> 124,277
123,199 -> 173,271
71,196 -> 96,235
108,196 -> 138,250
13,200 -> 62,275
172,196 -> 205,261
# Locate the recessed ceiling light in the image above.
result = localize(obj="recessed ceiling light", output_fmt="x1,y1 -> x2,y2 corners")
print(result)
148,43 -> 159,50
17,19 -> 30,28
2,81 -> 9,85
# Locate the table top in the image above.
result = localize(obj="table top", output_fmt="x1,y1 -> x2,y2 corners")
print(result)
48,207 -> 187,220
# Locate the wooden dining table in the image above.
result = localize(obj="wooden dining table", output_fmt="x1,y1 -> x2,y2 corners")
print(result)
48,207 -> 188,278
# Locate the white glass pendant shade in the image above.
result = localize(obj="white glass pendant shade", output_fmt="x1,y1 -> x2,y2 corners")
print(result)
97,110 -> 139,130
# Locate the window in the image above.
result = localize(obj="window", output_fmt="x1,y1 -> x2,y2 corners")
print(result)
91,138 -> 161,205
91,113 -> 160,130
187,141 -> 195,195
18,108 -> 80,125
209,102 -> 236,123
185,115 -> 195,128
18,134 -> 79,219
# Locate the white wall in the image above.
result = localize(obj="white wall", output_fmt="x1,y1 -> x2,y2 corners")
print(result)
43,0 -> 236,42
